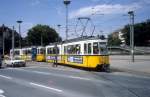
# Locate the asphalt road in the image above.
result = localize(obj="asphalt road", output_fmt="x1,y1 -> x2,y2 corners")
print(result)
0,65 -> 150,97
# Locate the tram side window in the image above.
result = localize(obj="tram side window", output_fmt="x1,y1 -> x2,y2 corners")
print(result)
27,50 -> 31,55
93,42 -> 99,54
88,43 -> 91,54
22,50 -> 26,54
40,48 -> 45,54
76,44 -> 80,54
14,51 -> 20,55
53,47 -> 59,54
84,44 -> 87,54
47,48 -> 52,54
66,45 -> 81,54
67,45 -> 72,54
64,46 -> 67,54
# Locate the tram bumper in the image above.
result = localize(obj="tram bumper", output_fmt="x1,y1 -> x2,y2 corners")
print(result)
96,64 -> 110,72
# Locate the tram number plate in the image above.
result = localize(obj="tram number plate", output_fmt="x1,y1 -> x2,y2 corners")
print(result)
68,56 -> 83,64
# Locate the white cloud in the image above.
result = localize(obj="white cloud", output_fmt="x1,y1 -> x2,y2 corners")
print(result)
69,3 -> 141,19
31,0 -> 40,6
143,0 -> 150,4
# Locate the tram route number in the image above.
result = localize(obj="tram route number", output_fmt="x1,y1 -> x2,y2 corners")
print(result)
67,56 -> 83,64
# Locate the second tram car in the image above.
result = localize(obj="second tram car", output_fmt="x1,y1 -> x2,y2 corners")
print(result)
21,47 -> 32,61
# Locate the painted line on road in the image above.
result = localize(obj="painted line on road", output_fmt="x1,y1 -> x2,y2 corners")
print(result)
69,76 -> 91,81
12,68 -> 91,81
7,68 -> 92,81
30,82 -> 63,93
0,89 -> 6,97
0,89 -> 4,94
20,65 -> 83,72
0,75 -> 12,80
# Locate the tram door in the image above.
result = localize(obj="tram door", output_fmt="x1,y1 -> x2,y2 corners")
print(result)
32,47 -> 37,61
84,43 -> 91,68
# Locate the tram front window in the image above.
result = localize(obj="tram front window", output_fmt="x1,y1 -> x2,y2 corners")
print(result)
14,51 -> 20,55
84,44 -> 87,54
93,42 -> 99,54
99,42 -> 108,55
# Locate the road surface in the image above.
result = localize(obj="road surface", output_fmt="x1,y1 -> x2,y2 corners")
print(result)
0,65 -> 150,97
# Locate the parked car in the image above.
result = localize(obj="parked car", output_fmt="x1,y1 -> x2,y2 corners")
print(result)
2,56 -> 26,67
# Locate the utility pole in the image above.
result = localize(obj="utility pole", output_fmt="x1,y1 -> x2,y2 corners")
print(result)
2,24 -> 5,56
128,11 -> 135,62
63,0 -> 71,40
41,34 -> 43,46
12,26 -> 15,60
17,20 -> 23,48
57,24 -> 61,41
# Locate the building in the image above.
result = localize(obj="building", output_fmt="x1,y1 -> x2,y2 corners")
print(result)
118,31 -> 125,45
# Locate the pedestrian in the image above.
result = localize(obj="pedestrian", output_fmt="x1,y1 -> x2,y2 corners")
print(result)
53,55 -> 58,67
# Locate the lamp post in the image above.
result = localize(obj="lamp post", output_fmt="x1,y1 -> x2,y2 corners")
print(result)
128,11 -> 135,62
12,26 -> 15,60
63,0 -> 71,40
2,24 -> 5,56
16,20 -> 23,48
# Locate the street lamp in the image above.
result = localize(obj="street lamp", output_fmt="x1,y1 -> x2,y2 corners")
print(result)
16,20 -> 23,48
2,24 -> 5,56
57,24 -> 61,33
128,11 -> 135,62
63,0 -> 71,40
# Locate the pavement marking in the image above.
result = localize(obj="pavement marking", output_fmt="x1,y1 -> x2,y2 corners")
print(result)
69,76 -> 91,80
0,90 -> 4,94
11,68 -> 91,81
0,75 -> 12,80
30,82 -> 63,93
0,89 -> 6,97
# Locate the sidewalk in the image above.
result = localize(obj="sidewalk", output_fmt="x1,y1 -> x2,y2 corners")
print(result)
110,55 -> 150,74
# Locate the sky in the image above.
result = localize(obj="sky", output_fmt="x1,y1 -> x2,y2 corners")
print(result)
0,0 -> 150,40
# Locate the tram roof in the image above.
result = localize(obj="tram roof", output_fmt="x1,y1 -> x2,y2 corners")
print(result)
47,36 -> 107,46
62,36 -> 106,43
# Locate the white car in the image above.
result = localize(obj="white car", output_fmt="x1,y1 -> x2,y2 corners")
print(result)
2,57 -> 26,67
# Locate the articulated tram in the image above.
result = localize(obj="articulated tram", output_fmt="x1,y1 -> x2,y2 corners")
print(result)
10,46 -> 46,62
10,36 -> 110,71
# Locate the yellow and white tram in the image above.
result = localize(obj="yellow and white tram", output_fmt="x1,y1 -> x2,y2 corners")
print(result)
10,48 -> 22,60
46,37 -> 110,70
21,47 -> 32,61
46,44 -> 62,63
10,37 -> 110,71
36,46 -> 46,62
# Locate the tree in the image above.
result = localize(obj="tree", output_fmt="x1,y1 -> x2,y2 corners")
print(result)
0,25 -> 20,54
26,24 -> 61,46
122,19 -> 150,46
108,32 -> 121,46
